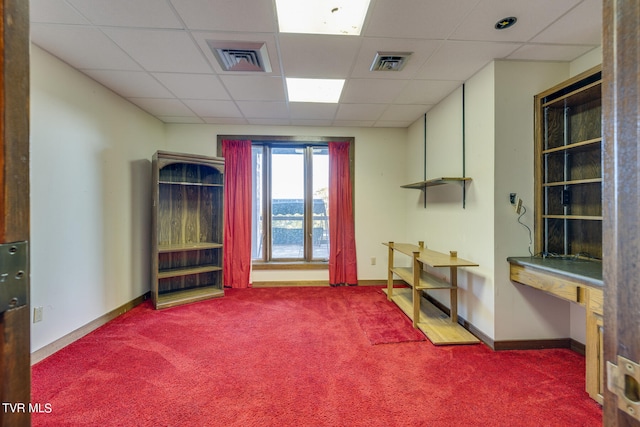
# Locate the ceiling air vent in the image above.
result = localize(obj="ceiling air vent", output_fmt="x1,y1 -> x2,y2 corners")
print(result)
207,40 -> 272,72
370,52 -> 412,72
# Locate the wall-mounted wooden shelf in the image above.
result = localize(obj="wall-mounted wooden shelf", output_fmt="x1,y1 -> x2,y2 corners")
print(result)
402,177 -> 471,208
408,85 -> 470,208
401,177 -> 471,189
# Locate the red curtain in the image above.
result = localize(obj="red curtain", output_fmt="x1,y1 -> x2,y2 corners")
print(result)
328,141 -> 358,286
222,140 -> 252,288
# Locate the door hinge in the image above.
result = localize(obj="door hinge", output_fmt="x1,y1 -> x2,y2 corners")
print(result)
608,355 -> 640,421
0,241 -> 28,313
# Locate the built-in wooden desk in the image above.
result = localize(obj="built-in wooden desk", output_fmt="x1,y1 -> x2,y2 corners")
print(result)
384,242 -> 479,345
507,256 -> 604,404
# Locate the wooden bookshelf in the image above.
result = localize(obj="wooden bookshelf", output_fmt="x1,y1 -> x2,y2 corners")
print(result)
151,151 -> 225,309
155,286 -> 225,310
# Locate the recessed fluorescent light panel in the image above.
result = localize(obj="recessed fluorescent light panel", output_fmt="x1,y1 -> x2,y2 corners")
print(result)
276,0 -> 371,35
286,78 -> 345,103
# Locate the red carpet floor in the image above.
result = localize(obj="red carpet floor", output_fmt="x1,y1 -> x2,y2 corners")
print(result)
31,286 -> 602,426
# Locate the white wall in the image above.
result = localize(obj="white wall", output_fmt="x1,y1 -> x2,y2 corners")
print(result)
571,47 -> 602,76
403,53 -> 602,344
30,45 -> 164,352
493,60 -> 572,341
30,45 -> 407,354
164,124 -> 409,283
29,40 -> 603,354
405,67 -> 497,339
492,51 -> 602,344
460,64 -> 497,338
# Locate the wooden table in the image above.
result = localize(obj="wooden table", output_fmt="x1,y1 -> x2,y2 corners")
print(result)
383,242 -> 480,345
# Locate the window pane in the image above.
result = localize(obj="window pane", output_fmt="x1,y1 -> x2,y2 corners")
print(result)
312,147 -> 329,260
251,146 -> 264,259
271,147 -> 304,259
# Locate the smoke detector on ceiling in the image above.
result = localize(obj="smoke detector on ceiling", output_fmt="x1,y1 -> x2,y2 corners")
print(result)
370,52 -> 412,71
207,40 -> 272,72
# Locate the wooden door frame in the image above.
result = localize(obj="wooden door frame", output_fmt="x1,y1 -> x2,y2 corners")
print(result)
0,0 -> 635,426
0,0 -> 30,426
603,0 -> 640,425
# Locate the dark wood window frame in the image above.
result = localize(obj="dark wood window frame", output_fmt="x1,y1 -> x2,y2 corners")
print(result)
533,66 -> 603,260
217,135 -> 355,270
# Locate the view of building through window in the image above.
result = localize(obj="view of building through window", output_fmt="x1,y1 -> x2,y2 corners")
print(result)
251,143 -> 329,262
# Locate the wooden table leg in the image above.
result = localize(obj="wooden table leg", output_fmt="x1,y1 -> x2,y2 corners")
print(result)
450,266 -> 458,324
412,252 -> 420,328
387,242 -> 394,301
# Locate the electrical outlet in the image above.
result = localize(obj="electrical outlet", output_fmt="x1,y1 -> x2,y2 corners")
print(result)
515,198 -> 523,214
33,306 -> 43,323
370,257 -> 376,266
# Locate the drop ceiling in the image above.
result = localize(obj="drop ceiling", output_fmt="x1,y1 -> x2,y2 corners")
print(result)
29,0 -> 602,128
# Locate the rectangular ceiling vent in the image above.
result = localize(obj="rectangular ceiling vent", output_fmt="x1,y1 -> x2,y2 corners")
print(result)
207,40 -> 272,72
370,52 -> 412,71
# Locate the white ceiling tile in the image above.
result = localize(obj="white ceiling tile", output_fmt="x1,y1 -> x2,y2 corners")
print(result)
290,119 -> 335,127
152,73 -> 230,100
247,118 -> 292,126
30,0 -> 604,128
103,28 -> 211,73
236,101 -> 289,119
30,0 -> 89,24
182,100 -> 243,117
341,79 -> 408,104
128,98 -> 195,117
31,24 -> 141,71
289,103 -> 338,120
83,70 -> 174,98
449,0 -> 581,42
395,80 -> 462,105
364,0 -> 479,39
507,44 -> 595,61
67,0 -> 183,28
170,0 -> 276,32
351,38 -> 442,79
158,116 -> 205,124
279,34 -> 361,78
374,120 -> 415,128
379,104 -> 429,122
220,76 -> 285,101
202,117 -> 249,125
191,32 -> 282,75
335,104 -> 387,121
332,120 -> 376,127
416,41 -> 520,80
531,0 -> 602,45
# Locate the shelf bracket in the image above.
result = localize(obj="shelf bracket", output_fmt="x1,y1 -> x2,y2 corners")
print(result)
462,83 -> 466,209
403,84 -> 469,208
